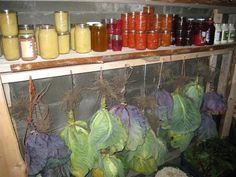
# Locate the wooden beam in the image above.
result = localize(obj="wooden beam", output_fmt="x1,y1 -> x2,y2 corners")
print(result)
0,77 -> 26,177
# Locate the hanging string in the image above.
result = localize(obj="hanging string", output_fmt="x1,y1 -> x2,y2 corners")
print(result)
157,61 -> 164,89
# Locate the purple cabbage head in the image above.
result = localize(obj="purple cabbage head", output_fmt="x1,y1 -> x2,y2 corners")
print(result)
201,92 -> 226,115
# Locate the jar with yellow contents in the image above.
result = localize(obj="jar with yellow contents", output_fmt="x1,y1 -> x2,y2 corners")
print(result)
54,11 -> 69,33
18,24 -> 34,34
0,10 -> 18,36
70,24 -> 75,50
58,32 -> 70,54
75,24 -> 91,53
2,35 -> 20,61
35,24 -> 41,55
39,25 -> 59,59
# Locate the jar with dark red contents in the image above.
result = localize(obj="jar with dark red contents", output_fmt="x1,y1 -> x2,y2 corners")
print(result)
143,6 -> 155,14
135,11 -> 147,31
205,18 -> 215,45
161,30 -> 171,46
176,16 -> 187,30
147,14 -> 156,31
176,29 -> 186,38
128,12 -> 135,31
176,37 -> 185,46
186,18 -> 194,30
185,37 -> 192,46
153,14 -> 161,31
107,18 -> 117,34
128,30 -> 135,48
108,34 -> 113,49
135,31 -> 147,50
114,19 -> 122,35
193,18 -> 207,46
147,30 -> 159,49
112,35 -> 122,51
121,13 -> 129,30
160,14 -> 173,31
122,30 -> 129,47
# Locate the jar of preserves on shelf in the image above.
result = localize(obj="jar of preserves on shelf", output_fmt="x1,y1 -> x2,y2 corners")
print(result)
19,33 -> 37,60
205,18 -> 215,45
75,23 -> 91,53
39,24 -> 59,59
2,35 -> 20,61
122,30 -> 129,47
70,24 -> 75,50
147,30 -> 159,49
107,18 -> 117,34
92,23 -> 108,52
0,10 -> 18,36
135,30 -> 147,50
185,37 -> 192,46
18,24 -> 34,34
54,11 -> 69,33
135,11 -> 147,31
221,24 -> 229,44
58,32 -> 70,54
186,18 -> 194,30
112,35 -> 122,51
121,13 -> 129,30
35,24 -> 41,55
228,24 -> 235,43
153,14 -> 161,31
128,30 -> 135,48
108,34 -> 113,49
147,13 -> 156,31
176,16 -> 187,30
193,18 -> 206,46
160,14 -> 173,31
128,12 -> 135,31
160,30 -> 171,47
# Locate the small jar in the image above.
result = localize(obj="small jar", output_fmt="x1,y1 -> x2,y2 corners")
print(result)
135,31 -> 147,50
221,24 -> 229,44
70,24 -> 75,50
147,30 -> 159,49
121,13 -> 129,30
58,32 -> 70,54
135,11 -> 147,31
2,35 -> 20,61
18,24 -> 34,34
0,10 -> 18,36
75,23 -> 91,53
92,23 -> 108,52
160,14 -> 173,31
228,24 -> 235,43
128,12 -> 135,31
19,33 -> 37,60
35,24 -> 41,55
112,35 -> 122,51
54,11 -> 69,33
39,25 -> 59,59
147,14 -> 155,31
160,30 -> 171,47
107,18 -> 117,34
128,30 -> 135,48
143,6 -> 155,14
122,30 -> 129,47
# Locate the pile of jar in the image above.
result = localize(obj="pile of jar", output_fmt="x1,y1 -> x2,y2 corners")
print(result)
214,23 -> 235,44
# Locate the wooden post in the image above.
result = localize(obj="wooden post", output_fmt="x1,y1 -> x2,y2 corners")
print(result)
0,77 -> 26,177
205,54 -> 217,92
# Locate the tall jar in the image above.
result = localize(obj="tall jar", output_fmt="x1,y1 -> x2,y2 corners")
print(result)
92,23 -> 108,52
0,10 -> 18,36
2,35 -> 20,61
135,11 -> 147,31
19,24 -> 34,34
58,32 -> 70,54
19,33 -> 37,61
221,24 -> 229,44
75,23 -> 91,53
35,24 -> 41,55
135,31 -> 147,50
39,25 -> 59,59
228,24 -> 235,43
128,12 -> 135,31
54,11 -> 69,33
70,24 -> 75,50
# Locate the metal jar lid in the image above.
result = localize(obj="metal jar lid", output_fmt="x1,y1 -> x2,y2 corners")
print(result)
58,31 -> 70,36
19,33 -> 34,39
76,23 -> 89,29
19,24 -> 34,31
54,10 -> 68,14
3,35 -> 18,39
0,9 -> 16,14
40,24 -> 55,30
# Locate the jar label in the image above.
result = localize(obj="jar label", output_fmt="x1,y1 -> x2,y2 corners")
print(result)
215,31 -> 221,42
223,31 -> 229,41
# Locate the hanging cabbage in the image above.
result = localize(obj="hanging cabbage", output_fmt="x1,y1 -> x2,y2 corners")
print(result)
60,111 -> 96,177
109,103 -> 148,151
171,90 -> 201,133
89,98 -> 128,154
197,112 -> 218,141
183,79 -> 204,109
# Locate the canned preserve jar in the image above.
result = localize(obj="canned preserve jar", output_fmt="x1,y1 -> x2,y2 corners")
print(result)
121,13 -> 128,30
58,32 -> 70,54
147,30 -> 159,49
92,23 -> 108,52
128,30 -> 135,48
2,35 -> 20,61
160,30 -> 171,46
0,10 -> 18,36
112,35 -> 122,51
135,31 -> 147,50
221,24 -> 229,44
128,12 -> 135,31
19,24 -> 34,34
19,33 -> 37,61
160,14 -> 173,31
75,23 -> 91,53
54,11 -> 69,33
228,24 -> 235,43
143,6 -> 155,14
107,18 -> 117,34
70,24 -> 75,50
39,25 -> 59,59
135,11 -> 147,31
122,30 -> 129,47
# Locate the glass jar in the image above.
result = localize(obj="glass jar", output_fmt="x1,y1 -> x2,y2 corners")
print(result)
185,37 -> 192,46
112,35 -> 122,51
135,12 -> 147,31
186,18 -> 194,30
221,24 -> 229,44
92,23 -> 108,52
39,25 -> 59,59
176,16 -> 187,30
135,31 -> 147,50
19,33 -> 37,61
0,10 -> 18,36
160,30 -> 171,47
147,13 -> 156,31
193,18 -> 206,46
228,24 -> 235,43
153,14 -> 161,31
143,6 -> 155,14
54,11 -> 69,33
121,13 -> 128,30
160,14 -> 173,31
128,12 -> 135,31
108,34 -> 113,49
122,30 -> 129,47
2,35 -> 20,61
35,24 -> 41,55
176,37 -> 185,46
75,23 -> 91,53
101,19 -> 109,25
205,18 -> 215,45
58,32 -> 70,54
214,23 -> 222,45
128,30 -> 135,48
18,24 -> 34,34
107,18 -> 117,34
70,24 -> 75,50
147,30 -> 159,49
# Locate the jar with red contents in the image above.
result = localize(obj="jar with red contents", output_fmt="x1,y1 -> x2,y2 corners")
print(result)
160,14 -> 173,31
147,13 -> 156,31
128,30 -> 135,48
114,19 -> 122,35
193,18 -> 207,46
121,13 -> 128,30
135,11 -> 147,31
128,12 -> 135,31
143,6 -> 155,14
107,18 -> 117,34
112,35 -> 122,51
147,30 -> 159,49
135,31 -> 147,50
153,14 -> 161,31
160,30 -> 171,46
122,30 -> 129,47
